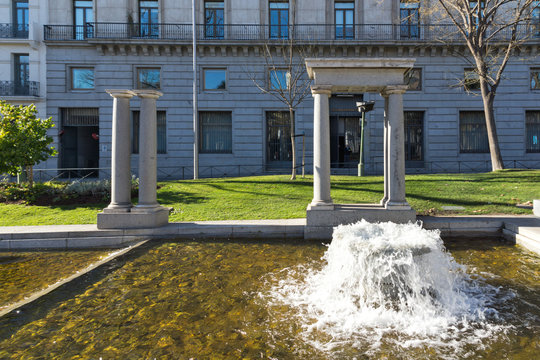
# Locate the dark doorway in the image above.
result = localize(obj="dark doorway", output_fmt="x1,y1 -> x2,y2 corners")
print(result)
266,111 -> 292,169
404,111 -> 424,168
60,108 -> 99,178
329,94 -> 363,168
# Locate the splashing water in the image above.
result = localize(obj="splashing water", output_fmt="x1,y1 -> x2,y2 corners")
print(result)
263,221 -> 512,357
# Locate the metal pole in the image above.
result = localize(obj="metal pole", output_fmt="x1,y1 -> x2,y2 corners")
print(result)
358,110 -> 365,176
192,0 -> 199,179
302,133 -> 305,178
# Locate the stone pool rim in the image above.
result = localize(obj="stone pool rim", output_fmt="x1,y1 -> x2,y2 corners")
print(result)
0,215 -> 539,255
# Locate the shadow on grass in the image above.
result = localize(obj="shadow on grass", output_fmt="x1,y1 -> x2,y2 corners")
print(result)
157,190 -> 205,205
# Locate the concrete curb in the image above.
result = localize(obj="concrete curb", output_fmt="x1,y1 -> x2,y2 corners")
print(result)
0,216 -> 539,255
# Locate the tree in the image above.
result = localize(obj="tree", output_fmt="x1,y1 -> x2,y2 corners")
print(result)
0,101 -> 56,187
248,38 -> 312,180
432,0 -> 539,171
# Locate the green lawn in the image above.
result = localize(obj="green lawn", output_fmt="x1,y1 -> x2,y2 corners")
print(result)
0,170 -> 538,226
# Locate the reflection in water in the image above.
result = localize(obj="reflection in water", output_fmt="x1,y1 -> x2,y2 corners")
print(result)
0,230 -> 538,359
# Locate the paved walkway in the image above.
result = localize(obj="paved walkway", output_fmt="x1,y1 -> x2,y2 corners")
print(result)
0,216 -> 539,255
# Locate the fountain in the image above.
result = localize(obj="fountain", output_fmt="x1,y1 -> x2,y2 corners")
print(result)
0,222 -> 538,358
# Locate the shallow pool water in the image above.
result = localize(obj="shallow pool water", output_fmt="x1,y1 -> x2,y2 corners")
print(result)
0,250 -> 112,310
0,238 -> 538,359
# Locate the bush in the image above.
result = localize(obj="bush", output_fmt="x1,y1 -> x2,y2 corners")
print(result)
0,177 -> 139,205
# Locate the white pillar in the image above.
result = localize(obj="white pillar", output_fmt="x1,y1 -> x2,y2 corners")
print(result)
103,89 -> 135,213
381,93 -> 389,206
133,90 -> 163,211
384,85 -> 410,209
310,85 -> 333,208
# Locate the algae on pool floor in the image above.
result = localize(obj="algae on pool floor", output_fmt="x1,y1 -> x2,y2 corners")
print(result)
0,250 -> 113,310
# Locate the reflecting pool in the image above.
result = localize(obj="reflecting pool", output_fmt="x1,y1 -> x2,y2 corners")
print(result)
0,233 -> 538,359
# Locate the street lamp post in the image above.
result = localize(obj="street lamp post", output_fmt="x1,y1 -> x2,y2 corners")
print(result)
356,101 -> 375,176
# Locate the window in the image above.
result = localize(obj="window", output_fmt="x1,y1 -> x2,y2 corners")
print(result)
269,1 -> 289,39
205,1 -> 224,39
269,69 -> 288,90
13,0 -> 28,38
469,0 -> 485,29
132,110 -> 167,154
531,68 -> 540,90
460,111 -> 489,153
464,68 -> 480,91
73,1 -> 93,39
404,111 -> 424,166
335,2 -> 354,39
199,111 -> 232,153
137,68 -> 160,89
526,111 -> 540,153
400,0 -> 420,39
203,68 -> 226,90
267,111 -> 292,165
71,68 -> 94,89
139,0 -> 159,37
404,68 -> 422,91
13,53 -> 29,95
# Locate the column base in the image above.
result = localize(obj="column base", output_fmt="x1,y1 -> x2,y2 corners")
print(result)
308,202 -> 335,211
385,201 -> 412,211
102,204 -> 132,213
97,206 -> 170,229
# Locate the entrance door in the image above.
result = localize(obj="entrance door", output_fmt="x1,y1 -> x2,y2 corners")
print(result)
60,108 -> 99,177
404,111 -> 424,168
266,111 -> 292,168
330,116 -> 361,168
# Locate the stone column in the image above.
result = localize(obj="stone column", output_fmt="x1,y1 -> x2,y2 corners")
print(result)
103,89 -> 135,213
381,93 -> 389,206
384,85 -> 410,209
132,90 -> 163,211
310,85 -> 333,208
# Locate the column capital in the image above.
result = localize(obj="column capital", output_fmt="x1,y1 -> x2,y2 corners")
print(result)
133,89 -> 163,99
106,89 -> 136,98
311,85 -> 333,95
381,85 -> 408,96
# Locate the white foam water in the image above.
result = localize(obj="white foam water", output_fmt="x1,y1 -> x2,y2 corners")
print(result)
263,221 -> 511,358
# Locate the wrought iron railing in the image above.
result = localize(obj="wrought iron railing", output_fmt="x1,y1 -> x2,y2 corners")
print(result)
0,23 -> 28,39
44,23 -> 540,42
0,80 -> 39,97
8,160 -> 536,183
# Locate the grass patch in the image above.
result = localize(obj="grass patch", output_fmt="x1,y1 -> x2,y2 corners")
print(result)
0,169 -> 538,226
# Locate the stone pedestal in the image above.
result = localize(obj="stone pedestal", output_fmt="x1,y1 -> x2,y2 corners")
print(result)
304,58 -> 417,239
98,89 -> 169,229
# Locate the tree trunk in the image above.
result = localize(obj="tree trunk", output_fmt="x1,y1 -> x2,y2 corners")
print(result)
26,165 -> 34,188
480,80 -> 504,171
289,107 -> 296,180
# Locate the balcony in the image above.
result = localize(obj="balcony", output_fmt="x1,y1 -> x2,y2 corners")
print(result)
44,23 -> 539,43
0,81 -> 40,97
0,23 -> 29,39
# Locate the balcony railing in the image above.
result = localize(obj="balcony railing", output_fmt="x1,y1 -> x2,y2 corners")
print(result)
0,23 -> 29,39
0,81 -> 40,97
44,23 -> 539,42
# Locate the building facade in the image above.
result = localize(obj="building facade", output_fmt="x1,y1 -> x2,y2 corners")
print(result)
0,0 -> 47,118
7,0 -> 540,178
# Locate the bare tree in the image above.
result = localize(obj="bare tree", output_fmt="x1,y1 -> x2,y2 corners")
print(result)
431,0 -> 539,171
248,38 -> 312,180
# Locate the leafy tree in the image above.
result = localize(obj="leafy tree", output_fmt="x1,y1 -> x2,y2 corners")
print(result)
432,0 -> 539,170
0,101 -> 56,187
